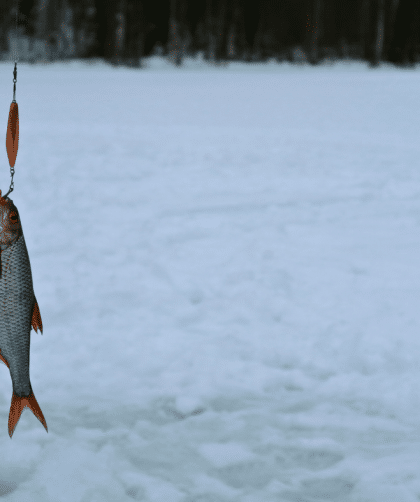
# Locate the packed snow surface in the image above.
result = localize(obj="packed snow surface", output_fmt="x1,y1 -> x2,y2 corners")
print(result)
0,56 -> 419,501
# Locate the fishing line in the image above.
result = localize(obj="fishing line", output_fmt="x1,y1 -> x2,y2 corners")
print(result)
4,0 -> 19,198
0,0 -> 47,439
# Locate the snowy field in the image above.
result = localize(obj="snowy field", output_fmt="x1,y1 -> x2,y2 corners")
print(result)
0,55 -> 419,501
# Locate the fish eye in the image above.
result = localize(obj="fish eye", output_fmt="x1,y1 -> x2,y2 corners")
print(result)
9,212 -> 18,223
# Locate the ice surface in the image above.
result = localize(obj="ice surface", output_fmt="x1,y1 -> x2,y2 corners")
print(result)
0,56 -> 419,500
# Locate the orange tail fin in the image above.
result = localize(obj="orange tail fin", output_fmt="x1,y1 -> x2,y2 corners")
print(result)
6,101 -> 19,168
31,300 -> 43,334
8,392 -> 48,438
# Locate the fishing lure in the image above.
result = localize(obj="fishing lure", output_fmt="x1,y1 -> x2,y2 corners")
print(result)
0,16 -> 48,436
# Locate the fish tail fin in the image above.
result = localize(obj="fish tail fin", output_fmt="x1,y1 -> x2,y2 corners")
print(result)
8,391 -> 48,438
31,299 -> 43,334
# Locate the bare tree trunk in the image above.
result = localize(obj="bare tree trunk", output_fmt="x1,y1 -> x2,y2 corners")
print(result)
93,0 -> 118,61
372,0 -> 385,65
168,0 -> 185,65
168,18 -> 182,65
42,0 -> 61,60
252,0 -> 266,60
232,0 -> 247,60
123,0 -> 145,67
309,0 -> 322,64
114,0 -> 125,64
215,0 -> 227,61
359,0 -> 371,60
383,0 -> 399,60
226,0 -> 239,59
59,0 -> 76,58
205,0 -> 216,61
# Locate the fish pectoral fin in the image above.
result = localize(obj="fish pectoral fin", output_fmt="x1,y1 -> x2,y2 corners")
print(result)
0,349 -> 10,368
8,391 -> 48,438
31,299 -> 43,334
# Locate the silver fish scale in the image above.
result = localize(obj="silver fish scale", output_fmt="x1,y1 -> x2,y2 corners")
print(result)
0,233 -> 35,397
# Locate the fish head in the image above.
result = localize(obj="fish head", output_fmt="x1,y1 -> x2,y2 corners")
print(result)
0,191 -> 22,250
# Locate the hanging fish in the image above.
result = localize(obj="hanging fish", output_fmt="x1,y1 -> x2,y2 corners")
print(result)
0,191 -> 47,437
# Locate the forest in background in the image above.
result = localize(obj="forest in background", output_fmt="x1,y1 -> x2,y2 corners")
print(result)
0,0 -> 419,67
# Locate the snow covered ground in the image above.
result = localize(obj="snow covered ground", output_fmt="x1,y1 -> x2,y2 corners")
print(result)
0,55 -> 419,501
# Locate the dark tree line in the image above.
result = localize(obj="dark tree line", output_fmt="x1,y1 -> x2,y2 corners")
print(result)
0,0 -> 419,66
